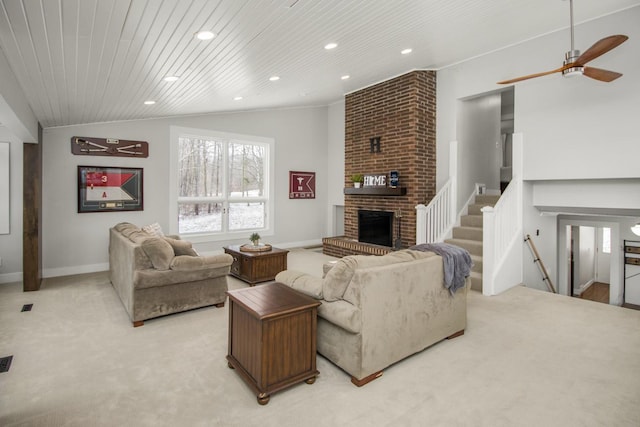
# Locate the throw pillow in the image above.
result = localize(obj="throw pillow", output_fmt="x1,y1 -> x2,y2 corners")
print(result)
322,256 -> 359,301
142,222 -> 164,237
141,237 -> 174,270
164,237 -> 198,256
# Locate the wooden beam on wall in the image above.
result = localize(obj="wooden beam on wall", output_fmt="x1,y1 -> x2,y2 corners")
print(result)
23,123 -> 42,291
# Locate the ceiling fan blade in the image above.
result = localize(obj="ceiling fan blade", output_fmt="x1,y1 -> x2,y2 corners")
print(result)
497,66 -> 565,84
583,66 -> 623,82
575,35 -> 628,66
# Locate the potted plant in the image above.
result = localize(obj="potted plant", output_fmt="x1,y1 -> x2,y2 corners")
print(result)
351,174 -> 364,188
249,232 -> 261,246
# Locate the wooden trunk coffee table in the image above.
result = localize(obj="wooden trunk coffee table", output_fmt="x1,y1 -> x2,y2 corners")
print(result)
224,245 -> 289,285
226,282 -> 321,405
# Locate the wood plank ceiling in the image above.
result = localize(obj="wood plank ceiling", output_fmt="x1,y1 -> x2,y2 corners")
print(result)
0,0 -> 638,128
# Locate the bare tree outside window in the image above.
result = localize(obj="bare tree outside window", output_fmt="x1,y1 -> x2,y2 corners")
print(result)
177,135 -> 267,235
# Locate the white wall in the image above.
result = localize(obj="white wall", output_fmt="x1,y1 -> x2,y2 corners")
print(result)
0,126 -> 23,283
41,106 -> 328,277
327,99 -> 345,236
437,7 -> 640,293
577,226 -> 596,290
0,47 -> 37,143
456,92 -> 501,208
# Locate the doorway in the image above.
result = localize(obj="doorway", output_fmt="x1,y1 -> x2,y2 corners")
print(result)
558,220 -> 621,306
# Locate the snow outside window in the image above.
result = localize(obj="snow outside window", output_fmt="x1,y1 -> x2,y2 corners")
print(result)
171,127 -> 273,239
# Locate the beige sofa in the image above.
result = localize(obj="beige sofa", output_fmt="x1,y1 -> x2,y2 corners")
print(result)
275,249 -> 469,386
109,222 -> 233,327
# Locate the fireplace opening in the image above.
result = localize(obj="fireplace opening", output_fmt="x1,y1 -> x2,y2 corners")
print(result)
358,210 -> 393,247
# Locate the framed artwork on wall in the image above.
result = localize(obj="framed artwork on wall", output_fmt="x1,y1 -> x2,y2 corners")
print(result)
77,166 -> 143,213
289,171 -> 315,199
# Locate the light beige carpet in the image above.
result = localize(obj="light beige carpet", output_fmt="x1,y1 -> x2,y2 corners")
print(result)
1,248 -> 639,426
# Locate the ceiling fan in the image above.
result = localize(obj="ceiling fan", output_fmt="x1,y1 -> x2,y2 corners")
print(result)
498,0 -> 628,84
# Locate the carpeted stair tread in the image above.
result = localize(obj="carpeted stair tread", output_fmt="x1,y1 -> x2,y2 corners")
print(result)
475,194 -> 501,205
453,226 -> 482,241
470,271 -> 482,292
461,215 -> 483,228
445,238 -> 483,256
471,255 -> 482,273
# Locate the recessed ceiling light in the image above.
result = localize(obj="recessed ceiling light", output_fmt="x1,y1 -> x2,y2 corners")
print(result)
401,48 -> 413,55
324,42 -> 338,50
234,96 -> 243,101
269,76 -> 280,81
164,76 -> 179,82
195,30 -> 215,40
144,100 -> 155,105
341,75 -> 350,80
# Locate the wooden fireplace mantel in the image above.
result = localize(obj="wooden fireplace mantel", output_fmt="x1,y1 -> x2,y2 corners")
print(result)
343,187 -> 407,196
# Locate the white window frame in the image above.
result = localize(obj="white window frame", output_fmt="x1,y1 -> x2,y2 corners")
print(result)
169,126 -> 275,242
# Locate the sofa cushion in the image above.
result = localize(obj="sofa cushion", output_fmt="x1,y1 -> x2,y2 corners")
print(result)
141,237 -> 175,270
276,270 -> 323,299
164,237 -> 198,256
322,256 -> 359,302
142,222 -> 164,237
318,300 -> 361,334
170,254 -> 233,271
323,251 -> 428,302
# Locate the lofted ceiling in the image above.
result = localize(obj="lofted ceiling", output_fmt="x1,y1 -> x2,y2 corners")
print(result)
0,0 -> 638,128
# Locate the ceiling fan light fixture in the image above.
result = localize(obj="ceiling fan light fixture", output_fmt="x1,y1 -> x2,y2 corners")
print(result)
562,66 -> 584,78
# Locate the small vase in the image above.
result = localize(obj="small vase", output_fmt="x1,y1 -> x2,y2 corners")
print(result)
354,182 -> 361,188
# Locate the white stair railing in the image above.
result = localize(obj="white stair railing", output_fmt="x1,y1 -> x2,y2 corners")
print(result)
416,141 -> 457,244
482,133 -> 524,296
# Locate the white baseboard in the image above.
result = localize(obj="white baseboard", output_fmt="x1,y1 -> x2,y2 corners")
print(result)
28,239 -> 325,279
0,271 -> 23,285
43,262 -> 109,279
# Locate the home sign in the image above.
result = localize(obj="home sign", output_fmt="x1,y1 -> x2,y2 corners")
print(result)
363,174 -> 387,187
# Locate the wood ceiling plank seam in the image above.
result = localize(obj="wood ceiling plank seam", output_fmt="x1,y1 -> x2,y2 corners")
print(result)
92,0 -> 149,123
144,2 -> 262,115
79,0 -> 127,124
85,0 -> 134,124
75,0 -> 98,125
138,0 -> 257,116
0,1 -> 49,123
7,0 -> 57,126
217,0 -> 376,97
104,0 -> 195,122
144,0 -> 240,108
94,0 -> 165,123
37,0 -> 66,126
117,0 -> 212,121
165,1 -> 300,111
202,1 -> 353,101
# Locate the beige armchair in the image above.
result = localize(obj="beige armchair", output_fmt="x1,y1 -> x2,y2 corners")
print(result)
109,222 -> 232,326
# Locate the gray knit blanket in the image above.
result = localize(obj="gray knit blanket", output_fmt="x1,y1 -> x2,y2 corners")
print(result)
409,243 -> 473,295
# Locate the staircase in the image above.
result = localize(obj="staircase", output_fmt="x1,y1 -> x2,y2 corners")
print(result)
445,194 -> 500,292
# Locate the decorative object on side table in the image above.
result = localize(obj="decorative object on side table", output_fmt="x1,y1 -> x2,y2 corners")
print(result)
249,232 -> 261,246
350,174 -> 364,188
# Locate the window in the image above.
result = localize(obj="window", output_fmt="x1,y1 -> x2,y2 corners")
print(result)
170,127 -> 274,240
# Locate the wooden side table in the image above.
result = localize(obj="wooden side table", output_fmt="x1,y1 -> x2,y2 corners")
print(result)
223,245 -> 288,285
226,282 -> 321,405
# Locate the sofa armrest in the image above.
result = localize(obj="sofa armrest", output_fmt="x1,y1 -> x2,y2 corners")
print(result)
170,253 -> 233,271
275,270 -> 323,299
